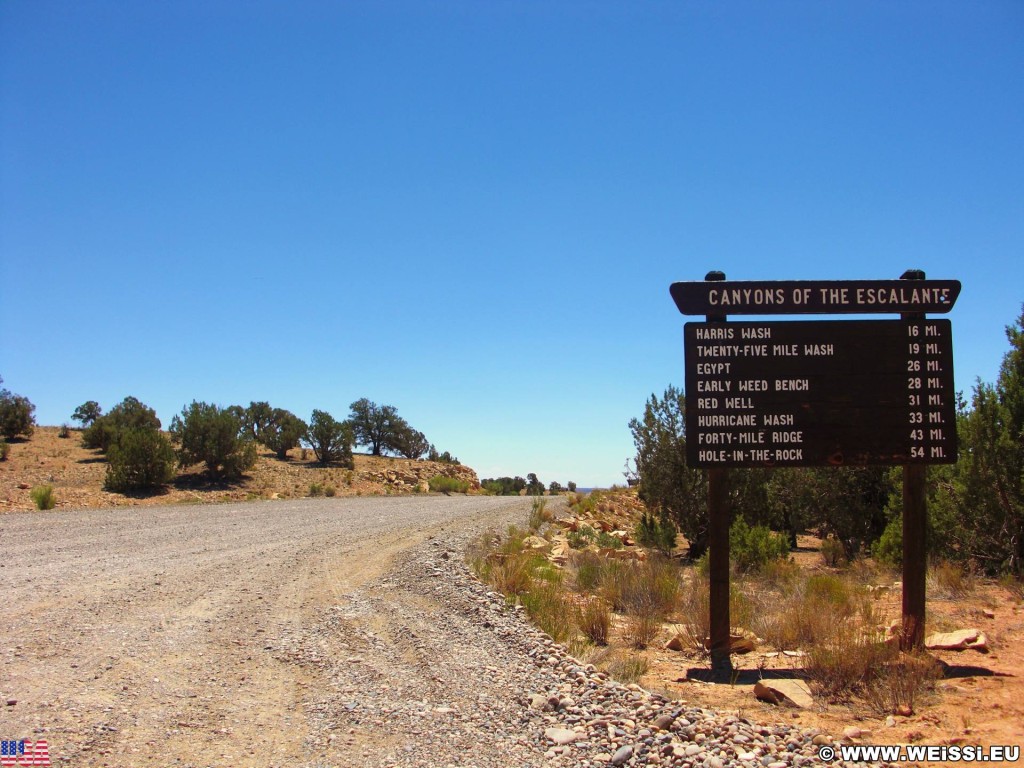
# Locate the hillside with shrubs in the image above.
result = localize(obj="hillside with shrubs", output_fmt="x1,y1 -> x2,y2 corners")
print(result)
0,395 -> 478,512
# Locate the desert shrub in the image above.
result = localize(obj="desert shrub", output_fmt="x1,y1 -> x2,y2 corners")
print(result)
528,497 -> 550,531
568,528 -> 593,550
83,396 -> 160,452
576,598 -> 611,645
0,386 -> 36,440
615,559 -> 679,649
729,517 -> 790,573
324,485 -> 337,497
604,653 -> 649,685
1000,573 -> 1024,601
863,652 -> 942,715
635,510 -> 677,553
572,551 -> 605,592
928,559 -> 976,599
487,554 -> 534,596
677,572 -> 758,651
872,514 -> 903,567
429,475 -> 469,494
599,560 -> 628,611
756,572 -> 867,653
520,580 -> 575,643
756,557 -> 802,589
71,400 -> 102,427
805,573 -> 855,614
262,408 -> 308,459
30,484 -> 55,510
469,527 -> 537,597
622,558 -> 679,615
625,610 -> 661,649
58,423 -> 71,439
305,410 -> 354,467
596,532 -> 623,550
169,401 -> 256,480
0,440 -> 8,461
309,482 -> 325,497
820,536 -> 848,567
804,631 -> 897,702
392,423 -> 430,459
480,476 -> 526,495
104,427 -> 176,492
629,386 -> 710,557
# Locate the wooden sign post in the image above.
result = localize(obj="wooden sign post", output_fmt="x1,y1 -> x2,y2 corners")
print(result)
670,272 -> 960,666
704,271 -> 732,672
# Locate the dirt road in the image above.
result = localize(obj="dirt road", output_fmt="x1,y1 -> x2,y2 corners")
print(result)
0,496 -> 539,767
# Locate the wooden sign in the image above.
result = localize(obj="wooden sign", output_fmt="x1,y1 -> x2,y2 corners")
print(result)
670,280 -> 961,316
684,319 -> 957,468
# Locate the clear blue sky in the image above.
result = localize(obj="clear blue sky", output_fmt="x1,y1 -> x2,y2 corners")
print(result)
2,2 -> 1021,488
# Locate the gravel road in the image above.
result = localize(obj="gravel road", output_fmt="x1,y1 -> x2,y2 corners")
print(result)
1,497 -> 873,768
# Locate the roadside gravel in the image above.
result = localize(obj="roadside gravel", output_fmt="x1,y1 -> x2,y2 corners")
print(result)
0,496 -> 881,767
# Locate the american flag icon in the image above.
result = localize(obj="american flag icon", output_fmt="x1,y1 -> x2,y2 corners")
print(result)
0,740 -> 50,766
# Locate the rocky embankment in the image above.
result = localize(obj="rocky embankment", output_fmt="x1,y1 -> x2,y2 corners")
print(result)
305,524 -> 890,768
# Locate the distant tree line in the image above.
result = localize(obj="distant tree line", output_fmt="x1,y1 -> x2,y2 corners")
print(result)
481,473 -> 576,496
630,304 -> 1024,577
0,389 -> 461,496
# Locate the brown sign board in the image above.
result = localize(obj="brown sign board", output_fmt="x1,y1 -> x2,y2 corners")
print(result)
670,280 -> 961,316
684,320 -> 957,468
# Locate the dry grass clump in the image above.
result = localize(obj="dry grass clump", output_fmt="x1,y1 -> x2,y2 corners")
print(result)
674,572 -> 760,653
615,557 -> 679,649
603,652 -> 649,685
928,559 -> 977,599
520,579 -> 575,643
804,631 -> 896,702
30,484 -> 56,510
863,652 -> 943,715
528,497 -> 552,532
576,598 -> 611,646
468,527 -> 539,596
571,550 -> 605,592
999,573 -> 1024,602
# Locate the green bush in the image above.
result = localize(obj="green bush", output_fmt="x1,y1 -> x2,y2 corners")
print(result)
309,482 -> 325,497
71,400 -> 103,427
596,532 -> 624,550
104,427 -> 177,493
0,440 -> 8,461
820,536 -> 848,567
480,476 -> 526,495
169,401 -> 256,480
576,598 -> 611,645
872,514 -> 903,567
30,484 -> 55,510
571,551 -> 605,591
804,573 -> 856,616
729,517 -> 790,572
528,497 -> 549,531
635,510 -> 677,553
0,385 -> 36,440
262,408 -> 308,459
305,410 -> 354,467
428,475 -> 469,494
568,524 -> 597,550
83,396 -> 161,452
